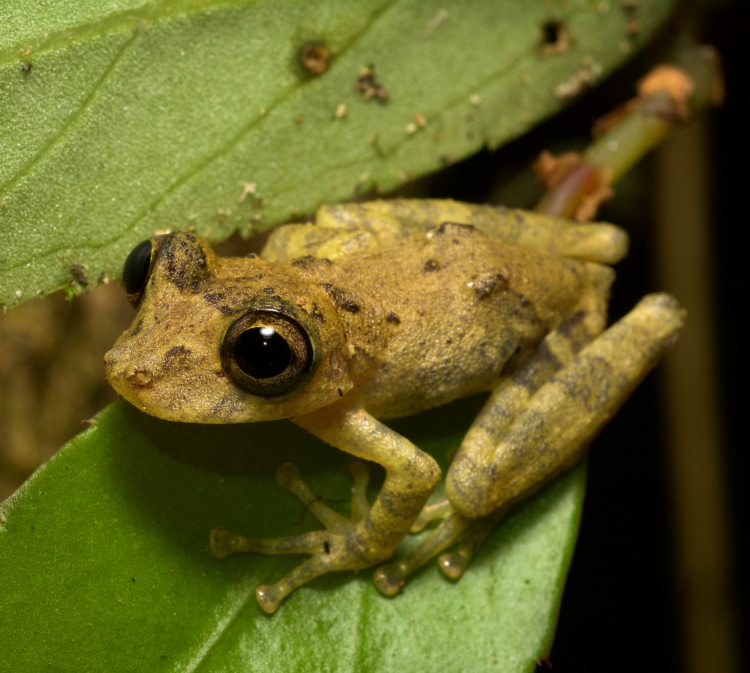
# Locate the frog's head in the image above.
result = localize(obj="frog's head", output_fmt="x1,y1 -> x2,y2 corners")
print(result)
105,232 -> 353,423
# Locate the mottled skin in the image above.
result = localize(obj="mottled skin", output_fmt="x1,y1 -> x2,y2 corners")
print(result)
105,199 -> 685,613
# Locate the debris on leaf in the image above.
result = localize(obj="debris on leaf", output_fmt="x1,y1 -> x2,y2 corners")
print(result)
300,43 -> 331,75
355,66 -> 388,101
539,20 -> 569,54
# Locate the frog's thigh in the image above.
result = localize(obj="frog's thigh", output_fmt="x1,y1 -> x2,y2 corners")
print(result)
371,307 -> 602,594
444,304 -> 603,517
447,293 -> 685,519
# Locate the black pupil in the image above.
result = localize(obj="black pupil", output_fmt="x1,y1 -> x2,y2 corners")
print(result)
233,326 -> 292,379
123,240 -> 153,295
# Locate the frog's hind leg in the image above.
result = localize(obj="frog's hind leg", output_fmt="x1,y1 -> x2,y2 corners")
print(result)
374,293 -> 685,594
210,461 -> 371,614
372,303 -> 595,595
372,303 -> 600,595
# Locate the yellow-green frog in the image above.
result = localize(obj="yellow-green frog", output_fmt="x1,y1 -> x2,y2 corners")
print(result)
105,199 -> 684,613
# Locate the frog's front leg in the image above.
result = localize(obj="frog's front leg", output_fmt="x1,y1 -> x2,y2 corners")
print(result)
375,293 -> 685,594
212,403 -> 440,613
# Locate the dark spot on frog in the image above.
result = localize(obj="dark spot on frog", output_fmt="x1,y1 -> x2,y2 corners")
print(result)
324,541 -> 331,554
210,394 -> 246,419
203,291 -> 225,305
471,270 -> 508,300
423,259 -> 441,272
263,287 -> 275,294
292,255 -> 333,268
219,305 -> 232,316
445,337 -> 452,345
320,283 -> 340,299
320,283 -> 361,313
337,388 -> 343,397
353,344 -> 372,361
385,312 -> 400,325
21,62 -> 32,72
164,345 -> 191,370
310,304 -> 326,324
418,340 -> 426,347
255,273 -> 265,280
130,318 -> 144,337
340,301 -> 360,314
246,253 -> 258,259
514,212 -> 525,224
292,256 -> 315,268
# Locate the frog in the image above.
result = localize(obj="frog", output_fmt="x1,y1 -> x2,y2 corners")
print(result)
104,198 -> 685,614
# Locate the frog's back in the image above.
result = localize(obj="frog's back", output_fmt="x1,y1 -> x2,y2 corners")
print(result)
289,223 -> 612,418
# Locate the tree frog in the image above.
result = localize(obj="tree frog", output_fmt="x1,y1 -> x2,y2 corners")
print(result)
105,199 -> 684,613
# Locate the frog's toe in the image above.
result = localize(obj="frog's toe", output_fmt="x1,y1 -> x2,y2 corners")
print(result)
373,562 -> 409,596
210,527 -> 274,558
373,512 -> 473,595
255,557 -> 334,614
256,584 -> 285,615
210,527 -> 235,558
438,506 -> 508,579
410,498 -> 453,533
348,461 -> 370,524
438,551 -> 471,580
274,461 -> 303,489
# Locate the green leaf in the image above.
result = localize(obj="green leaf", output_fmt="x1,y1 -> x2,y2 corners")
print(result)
1,397 -> 586,672
0,0 -> 676,308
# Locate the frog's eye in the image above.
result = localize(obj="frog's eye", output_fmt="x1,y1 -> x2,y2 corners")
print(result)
123,239 -> 155,307
222,309 -> 315,398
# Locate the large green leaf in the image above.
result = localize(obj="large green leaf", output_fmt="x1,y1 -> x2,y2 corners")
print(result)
1,397 -> 586,671
0,0 -> 675,308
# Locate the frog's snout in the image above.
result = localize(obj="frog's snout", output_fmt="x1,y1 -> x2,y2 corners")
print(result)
105,349 -> 171,389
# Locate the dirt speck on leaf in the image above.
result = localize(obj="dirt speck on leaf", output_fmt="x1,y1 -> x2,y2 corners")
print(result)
539,20 -> 569,54
71,263 -> 88,287
300,43 -> 331,75
355,66 -> 388,102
